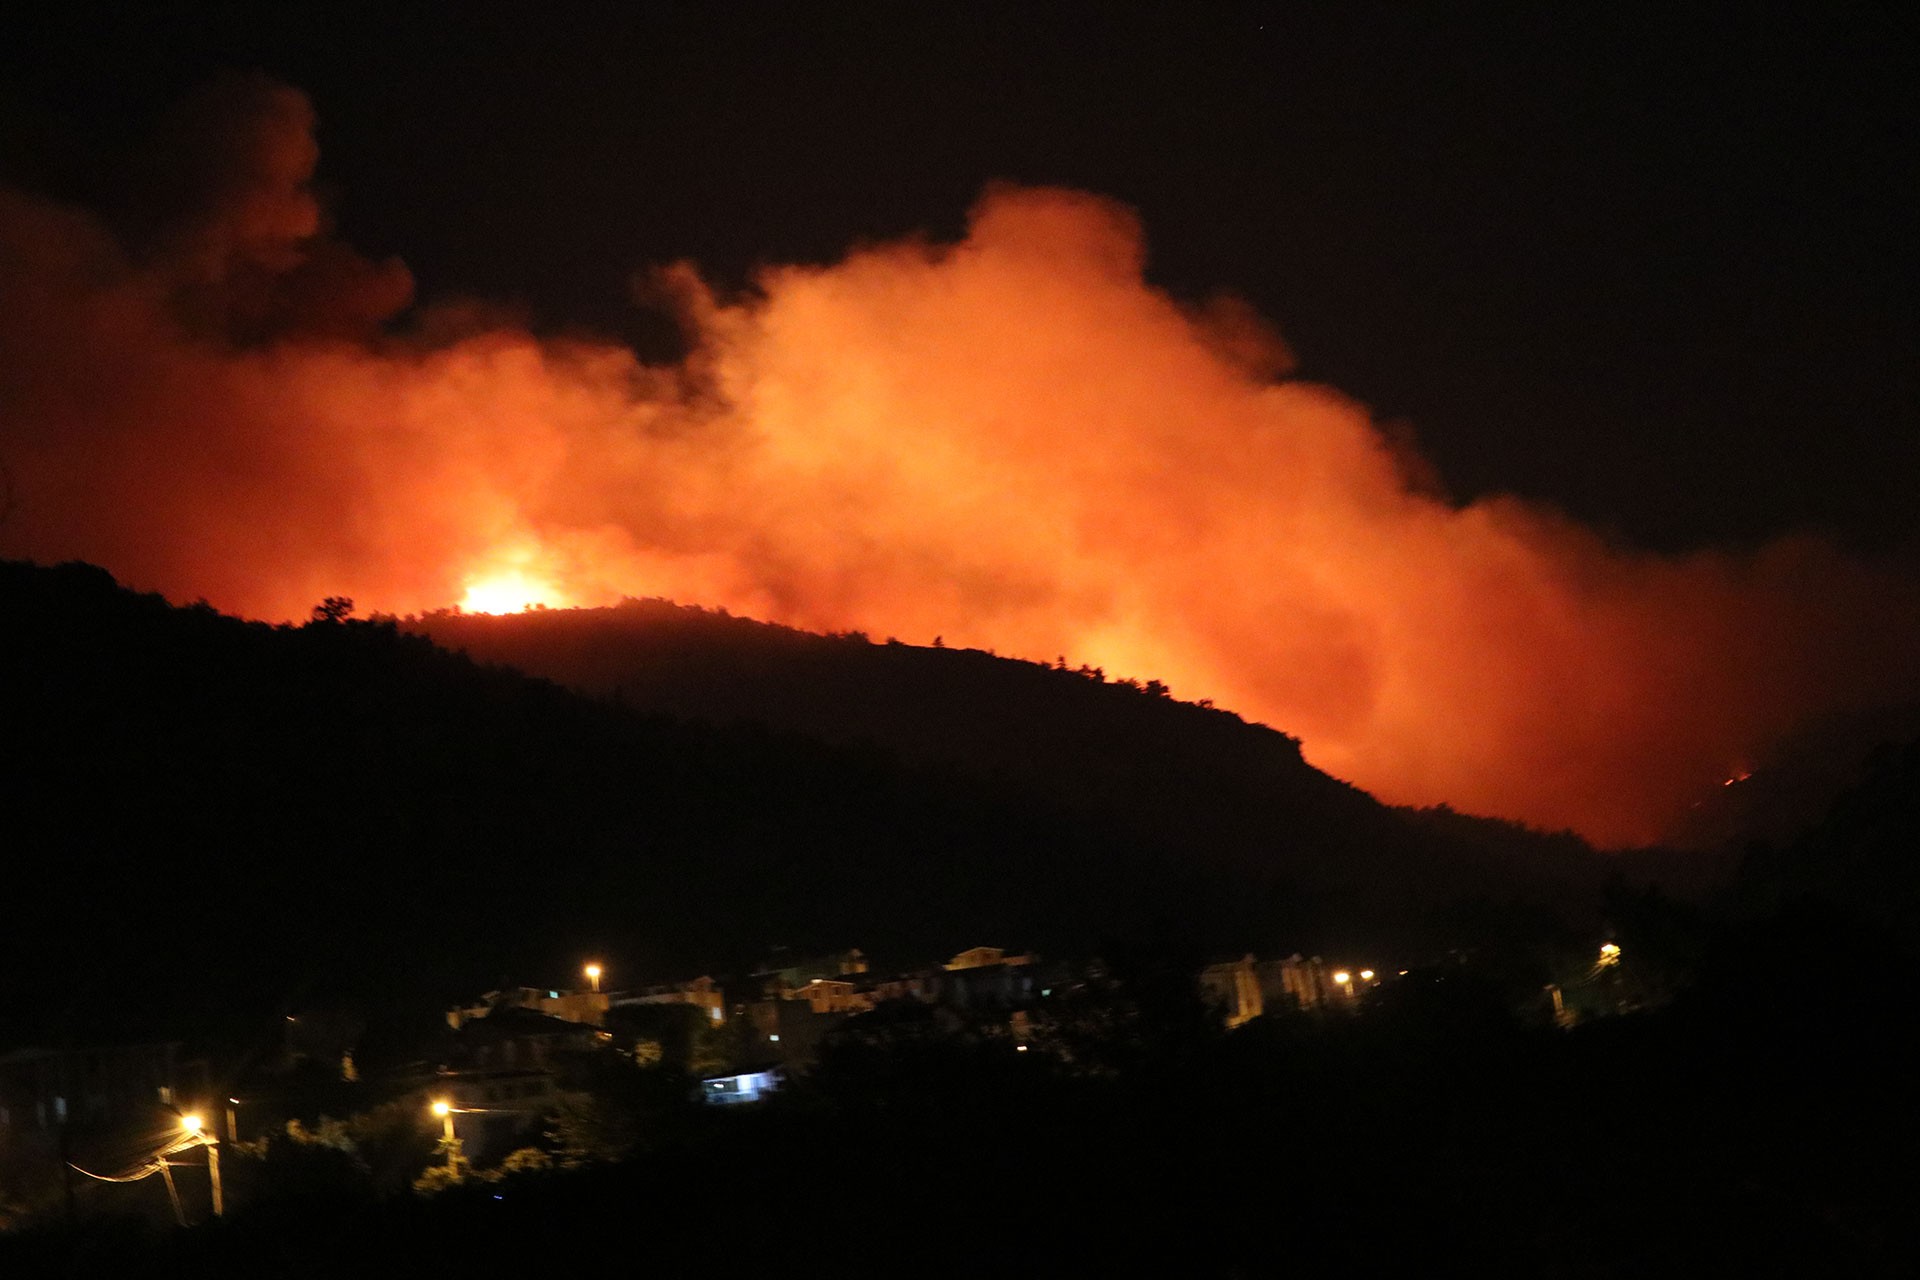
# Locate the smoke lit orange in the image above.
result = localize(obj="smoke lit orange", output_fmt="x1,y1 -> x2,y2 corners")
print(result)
1,79 -> 1915,845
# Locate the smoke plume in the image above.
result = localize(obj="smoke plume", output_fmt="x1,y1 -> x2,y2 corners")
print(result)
3,80 -> 1914,844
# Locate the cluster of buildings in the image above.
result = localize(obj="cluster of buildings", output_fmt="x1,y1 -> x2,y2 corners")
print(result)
437,944 -> 1049,1100
433,945 -> 1384,1126
0,942 -> 1389,1215
1198,953 -> 1383,1029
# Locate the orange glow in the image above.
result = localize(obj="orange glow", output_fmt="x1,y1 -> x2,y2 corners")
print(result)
460,569 -> 565,615
1,82 -> 1915,845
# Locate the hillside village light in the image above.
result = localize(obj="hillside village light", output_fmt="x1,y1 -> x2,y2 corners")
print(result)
1332,971 -> 1354,999
1599,942 -> 1622,968
1359,969 -> 1376,982
584,963 -> 603,992
432,1098 -> 455,1143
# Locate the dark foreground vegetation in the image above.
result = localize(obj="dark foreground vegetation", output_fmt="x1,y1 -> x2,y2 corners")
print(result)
4,937 -> 1914,1277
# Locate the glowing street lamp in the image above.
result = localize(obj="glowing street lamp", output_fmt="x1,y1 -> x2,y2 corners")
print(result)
428,1097 -> 471,1181
584,963 -> 603,993
1598,942 -> 1622,968
427,1097 -> 504,1178
1359,969 -> 1376,983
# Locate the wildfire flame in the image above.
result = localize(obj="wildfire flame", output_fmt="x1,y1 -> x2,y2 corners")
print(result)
459,570 -> 565,615
1,78 -> 1915,844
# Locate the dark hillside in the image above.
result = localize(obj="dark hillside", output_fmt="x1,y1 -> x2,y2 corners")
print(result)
415,601 -> 1338,808
412,599 -> 1609,918
1730,736 -> 1920,943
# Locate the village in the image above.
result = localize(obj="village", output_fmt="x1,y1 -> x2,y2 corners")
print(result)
1,939 -> 1470,1222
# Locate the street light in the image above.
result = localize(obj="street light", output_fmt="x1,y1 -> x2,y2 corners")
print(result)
584,963 -> 603,992
68,1112 -> 224,1225
428,1097 -> 468,1180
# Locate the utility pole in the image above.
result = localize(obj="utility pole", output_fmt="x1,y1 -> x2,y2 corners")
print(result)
206,1139 -> 223,1217
177,1115 -> 223,1219
158,1160 -> 185,1226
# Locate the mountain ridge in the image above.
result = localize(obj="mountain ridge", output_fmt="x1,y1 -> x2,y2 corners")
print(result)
403,597 -> 1617,920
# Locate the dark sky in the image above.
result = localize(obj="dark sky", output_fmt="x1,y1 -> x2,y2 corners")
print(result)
3,0 -> 1914,554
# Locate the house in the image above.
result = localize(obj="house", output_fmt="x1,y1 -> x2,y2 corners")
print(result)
432,1006 -> 602,1165
1256,954 -> 1333,1013
749,948 -> 868,997
614,975 -> 726,1026
699,1067 -> 781,1106
861,948 -> 1049,1013
945,945 -> 1032,971
1199,955 -> 1264,1028
782,978 -> 872,1016
447,985 -> 610,1031
742,998 -> 846,1068
442,1006 -> 600,1075
938,950 -> 1038,1011
0,1042 -> 198,1139
864,968 -> 946,1006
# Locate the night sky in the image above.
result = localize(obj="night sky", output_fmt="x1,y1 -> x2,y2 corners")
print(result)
5,0 -> 1912,555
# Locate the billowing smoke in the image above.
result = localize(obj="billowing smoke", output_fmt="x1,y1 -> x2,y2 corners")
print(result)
3,79 -> 1914,845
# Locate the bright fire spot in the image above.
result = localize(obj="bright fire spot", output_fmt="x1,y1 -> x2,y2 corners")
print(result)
460,570 -> 565,615
1722,770 -> 1753,787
